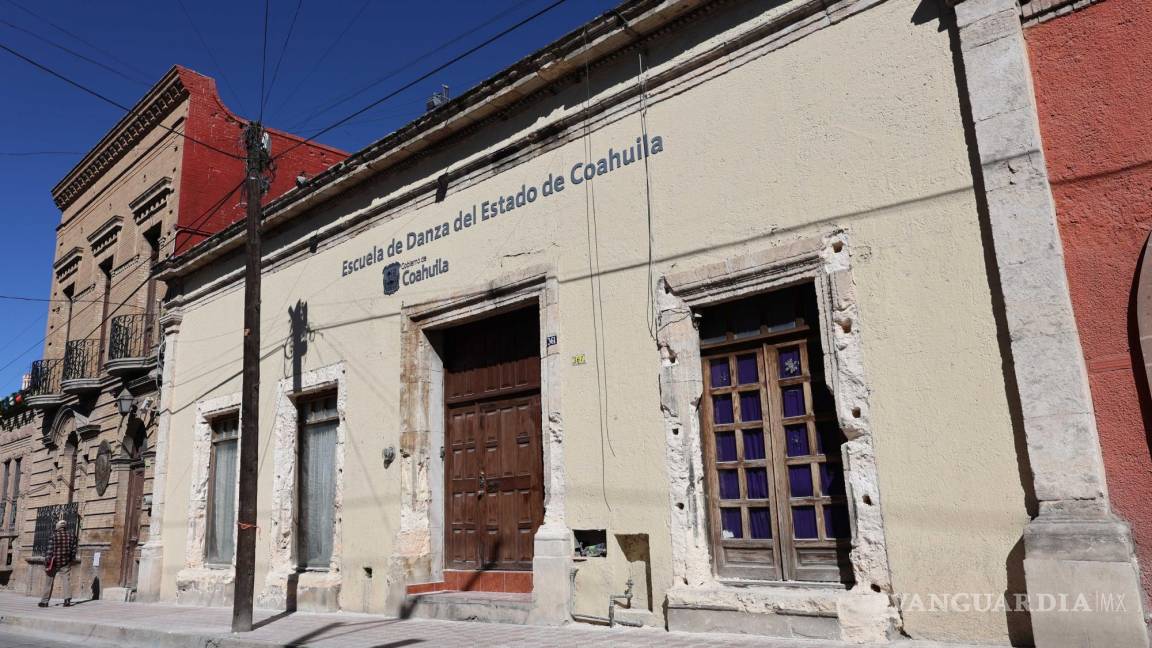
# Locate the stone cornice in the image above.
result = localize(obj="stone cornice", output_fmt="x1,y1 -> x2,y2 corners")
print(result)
51,67 -> 189,212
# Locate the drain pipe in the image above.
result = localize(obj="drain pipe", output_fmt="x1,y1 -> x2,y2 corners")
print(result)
568,567 -> 643,627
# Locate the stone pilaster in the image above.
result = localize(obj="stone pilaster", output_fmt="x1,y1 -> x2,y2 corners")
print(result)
134,308 -> 182,603
949,1 -> 1148,645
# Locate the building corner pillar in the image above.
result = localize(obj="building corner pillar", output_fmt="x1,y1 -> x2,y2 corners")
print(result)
527,523 -> 572,626
135,308 -> 182,603
949,0 -> 1148,645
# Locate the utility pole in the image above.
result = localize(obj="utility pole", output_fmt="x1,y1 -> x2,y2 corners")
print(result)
233,121 -> 268,633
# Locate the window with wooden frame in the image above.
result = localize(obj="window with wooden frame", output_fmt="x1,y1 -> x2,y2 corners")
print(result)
205,413 -> 239,565
698,284 -> 852,584
297,391 -> 338,570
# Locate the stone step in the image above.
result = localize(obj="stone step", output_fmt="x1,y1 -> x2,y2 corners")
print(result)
403,591 -> 533,624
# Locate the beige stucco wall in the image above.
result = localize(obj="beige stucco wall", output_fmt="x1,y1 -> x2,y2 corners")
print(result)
159,0 -> 1029,641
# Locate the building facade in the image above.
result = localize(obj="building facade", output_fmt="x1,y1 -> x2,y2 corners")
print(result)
149,0 -> 1148,645
1022,0 -> 1152,615
16,66 -> 345,603
0,388 -> 33,589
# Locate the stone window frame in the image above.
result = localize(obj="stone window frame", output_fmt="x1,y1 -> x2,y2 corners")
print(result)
175,392 -> 241,607
658,233 -> 898,640
259,362 -> 347,611
182,393 -> 241,571
389,267 -> 567,607
203,411 -> 240,567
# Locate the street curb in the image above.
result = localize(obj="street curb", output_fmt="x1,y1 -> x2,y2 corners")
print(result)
0,610 -> 286,648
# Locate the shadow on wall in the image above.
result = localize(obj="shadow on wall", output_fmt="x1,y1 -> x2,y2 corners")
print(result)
931,0 -> 1039,645
1127,237 -> 1152,465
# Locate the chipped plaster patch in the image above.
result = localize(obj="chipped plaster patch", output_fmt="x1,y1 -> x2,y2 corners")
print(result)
656,233 -> 898,643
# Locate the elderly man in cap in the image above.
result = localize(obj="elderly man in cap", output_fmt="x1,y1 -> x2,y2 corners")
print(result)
38,519 -> 77,607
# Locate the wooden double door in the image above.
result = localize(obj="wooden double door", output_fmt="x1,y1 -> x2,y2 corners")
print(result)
443,307 -> 543,571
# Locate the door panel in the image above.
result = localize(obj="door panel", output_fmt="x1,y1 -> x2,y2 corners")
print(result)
445,395 -> 542,571
442,306 -> 543,572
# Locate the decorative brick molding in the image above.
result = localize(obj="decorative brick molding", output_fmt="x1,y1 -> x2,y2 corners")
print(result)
86,216 -> 123,257
129,177 -> 173,225
51,69 -> 188,211
657,234 -> 897,644
950,0 -> 1149,645
53,247 -> 82,283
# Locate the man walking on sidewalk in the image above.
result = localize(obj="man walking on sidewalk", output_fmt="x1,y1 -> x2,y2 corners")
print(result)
38,519 -> 76,608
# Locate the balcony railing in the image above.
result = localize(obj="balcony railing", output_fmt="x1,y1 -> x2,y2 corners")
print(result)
27,359 -> 63,397
33,503 -> 79,556
108,313 -> 157,362
62,338 -> 101,383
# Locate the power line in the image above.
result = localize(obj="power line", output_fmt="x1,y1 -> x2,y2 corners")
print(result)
0,256 -> 151,375
0,18 -> 148,87
276,0 -> 571,158
175,0 -> 250,117
258,0 -> 271,122
269,0 -> 372,120
263,0 -> 304,117
1,0 -> 152,84
283,0 -> 540,134
0,41 -> 244,161
0,294 -> 145,307
172,178 -> 248,250
0,151 -> 80,156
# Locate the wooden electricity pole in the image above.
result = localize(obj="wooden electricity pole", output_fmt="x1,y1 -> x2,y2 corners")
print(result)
233,121 -> 267,633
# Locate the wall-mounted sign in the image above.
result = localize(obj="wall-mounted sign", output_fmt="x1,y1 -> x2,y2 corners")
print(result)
546,335 -> 558,347
94,441 -> 111,496
572,354 -> 586,366
342,133 -> 668,285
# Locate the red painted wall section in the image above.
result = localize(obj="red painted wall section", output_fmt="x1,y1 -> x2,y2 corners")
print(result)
1026,0 -> 1152,601
173,67 -> 346,253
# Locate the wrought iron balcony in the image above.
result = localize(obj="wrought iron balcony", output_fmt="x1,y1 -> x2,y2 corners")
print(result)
33,503 -> 79,557
25,358 -> 64,409
61,338 -> 102,394
106,313 -> 158,376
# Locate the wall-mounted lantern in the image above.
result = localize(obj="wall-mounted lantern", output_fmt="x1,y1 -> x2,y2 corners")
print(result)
116,389 -> 136,417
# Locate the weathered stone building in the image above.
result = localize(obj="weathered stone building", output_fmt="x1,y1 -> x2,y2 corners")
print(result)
0,387 -> 33,589
148,0 -> 1147,645
16,66 -> 344,603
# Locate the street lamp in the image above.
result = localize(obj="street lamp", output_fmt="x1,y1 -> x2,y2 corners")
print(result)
116,389 -> 135,417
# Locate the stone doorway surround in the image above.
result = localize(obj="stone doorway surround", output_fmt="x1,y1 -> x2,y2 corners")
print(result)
947,0 -> 1149,645
656,233 -> 898,644
388,266 -> 570,625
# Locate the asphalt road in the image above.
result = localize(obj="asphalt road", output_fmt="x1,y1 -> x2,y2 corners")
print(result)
0,627 -> 123,647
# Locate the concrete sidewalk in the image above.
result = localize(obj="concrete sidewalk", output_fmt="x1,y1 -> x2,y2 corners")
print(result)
0,592 -> 1008,648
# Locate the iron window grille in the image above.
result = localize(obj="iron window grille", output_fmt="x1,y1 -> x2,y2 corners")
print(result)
32,503 -> 79,556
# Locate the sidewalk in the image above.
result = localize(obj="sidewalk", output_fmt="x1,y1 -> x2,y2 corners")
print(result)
0,591 -> 1006,648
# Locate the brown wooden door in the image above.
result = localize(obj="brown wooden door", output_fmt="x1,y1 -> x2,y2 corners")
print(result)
446,396 -> 542,570
443,307 -> 542,571
120,464 -> 144,587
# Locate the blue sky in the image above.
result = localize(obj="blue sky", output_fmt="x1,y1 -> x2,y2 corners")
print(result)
0,0 -> 619,391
